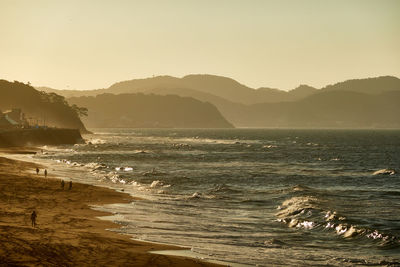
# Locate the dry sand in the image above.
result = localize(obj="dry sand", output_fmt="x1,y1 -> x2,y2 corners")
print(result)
0,152 -> 222,266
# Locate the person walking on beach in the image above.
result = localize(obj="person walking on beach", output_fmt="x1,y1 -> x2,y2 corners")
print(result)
68,180 -> 72,190
31,210 -> 37,227
36,167 -> 39,175
61,180 -> 65,190
44,169 -> 47,178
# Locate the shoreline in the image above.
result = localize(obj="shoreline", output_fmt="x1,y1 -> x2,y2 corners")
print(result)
0,149 -> 223,266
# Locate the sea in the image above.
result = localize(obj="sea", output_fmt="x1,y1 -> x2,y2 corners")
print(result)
14,129 -> 400,266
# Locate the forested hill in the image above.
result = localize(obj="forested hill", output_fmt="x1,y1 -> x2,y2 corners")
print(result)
0,80 -> 89,133
68,93 -> 234,128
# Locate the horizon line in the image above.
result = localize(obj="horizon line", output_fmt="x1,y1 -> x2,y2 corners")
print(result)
7,73 -> 400,92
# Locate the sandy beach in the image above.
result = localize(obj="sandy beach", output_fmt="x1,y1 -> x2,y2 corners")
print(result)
0,151 -> 221,266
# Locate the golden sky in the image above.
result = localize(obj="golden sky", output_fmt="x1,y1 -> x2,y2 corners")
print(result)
0,0 -> 399,90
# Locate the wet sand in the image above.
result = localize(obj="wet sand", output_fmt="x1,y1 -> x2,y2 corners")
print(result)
0,153 -> 222,266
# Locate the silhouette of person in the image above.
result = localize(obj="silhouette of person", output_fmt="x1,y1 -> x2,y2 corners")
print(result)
61,180 -> 65,190
44,169 -> 47,178
36,167 -> 39,175
68,180 -> 72,190
31,211 -> 37,227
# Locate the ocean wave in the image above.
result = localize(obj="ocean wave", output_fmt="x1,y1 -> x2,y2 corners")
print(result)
134,150 -> 149,154
39,146 -> 75,154
277,194 -> 400,249
84,162 -> 108,171
115,166 -> 133,172
306,142 -> 319,146
172,143 -> 192,149
372,169 -> 396,176
263,144 -> 277,149
263,238 -> 288,248
291,184 -> 314,192
179,184 -> 240,201
51,155 -> 172,194
94,171 -> 127,184
54,159 -> 86,167
174,137 -> 242,145
334,257 -> 400,266
276,196 -> 322,218
185,191 -> 218,200
86,138 -> 107,145
142,168 -> 167,176
208,184 -> 241,194
150,180 -> 163,188
49,155 -> 137,188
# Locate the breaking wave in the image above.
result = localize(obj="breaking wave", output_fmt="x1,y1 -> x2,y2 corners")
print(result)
372,169 -> 396,176
277,186 -> 400,249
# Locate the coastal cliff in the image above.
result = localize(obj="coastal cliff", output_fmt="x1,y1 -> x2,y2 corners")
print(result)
0,80 -> 89,133
0,128 -> 84,147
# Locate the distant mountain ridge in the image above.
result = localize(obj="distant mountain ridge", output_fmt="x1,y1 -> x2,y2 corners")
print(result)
242,90 -> 400,128
38,74 -> 400,103
38,74 -> 400,129
37,74 -> 319,104
322,76 -> 400,94
111,74 -> 319,103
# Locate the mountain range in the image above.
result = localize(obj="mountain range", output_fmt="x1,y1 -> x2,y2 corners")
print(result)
38,75 -> 400,129
37,74 -> 319,104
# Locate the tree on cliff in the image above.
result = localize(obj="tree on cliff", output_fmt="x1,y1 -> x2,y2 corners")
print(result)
71,104 -> 88,118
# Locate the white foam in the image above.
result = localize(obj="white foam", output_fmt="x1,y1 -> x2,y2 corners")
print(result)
87,138 -> 106,145
263,145 -> 277,149
190,192 -> 202,199
297,220 -> 315,229
325,222 -> 335,229
149,180 -> 170,189
115,167 -> 133,171
367,230 -> 383,240
276,196 -> 319,218
85,162 -> 107,171
150,180 -> 162,188
372,169 -> 396,175
325,211 -> 337,221
335,224 -> 347,235
342,226 -> 360,238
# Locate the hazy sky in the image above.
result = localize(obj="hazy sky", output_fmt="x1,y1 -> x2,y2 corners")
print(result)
0,0 -> 399,90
